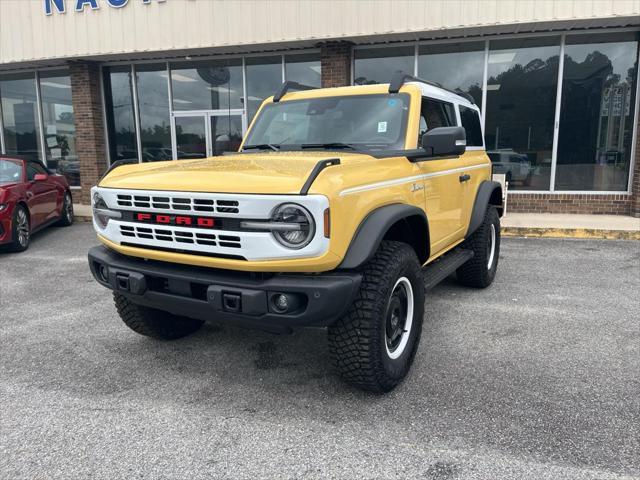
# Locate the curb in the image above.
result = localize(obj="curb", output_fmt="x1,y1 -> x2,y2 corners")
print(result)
75,214 -> 93,223
501,227 -> 640,240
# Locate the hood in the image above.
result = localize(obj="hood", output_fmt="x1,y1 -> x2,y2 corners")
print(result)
99,152 -> 371,194
0,183 -> 18,199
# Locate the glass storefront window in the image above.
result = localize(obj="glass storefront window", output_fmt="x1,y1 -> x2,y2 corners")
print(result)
39,71 -> 78,186
485,37 -> 560,190
354,46 -> 414,85
555,33 -> 639,191
103,66 -> 138,162
418,42 -> 485,108
246,56 -> 282,123
0,72 -> 41,162
285,53 -> 321,87
171,59 -> 243,111
136,64 -> 172,162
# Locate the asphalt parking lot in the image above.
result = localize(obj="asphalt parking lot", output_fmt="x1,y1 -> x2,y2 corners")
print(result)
1,223 -> 639,480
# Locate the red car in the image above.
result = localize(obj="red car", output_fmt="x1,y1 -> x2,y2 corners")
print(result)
0,156 -> 74,252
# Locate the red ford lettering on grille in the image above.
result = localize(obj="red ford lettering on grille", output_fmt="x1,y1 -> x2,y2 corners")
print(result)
135,212 -> 215,228
197,217 -> 215,227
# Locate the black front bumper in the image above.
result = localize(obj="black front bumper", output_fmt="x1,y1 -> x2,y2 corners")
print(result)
88,246 -> 361,333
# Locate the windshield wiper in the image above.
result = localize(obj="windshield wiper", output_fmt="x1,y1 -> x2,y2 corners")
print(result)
242,143 -> 280,151
299,142 -> 359,151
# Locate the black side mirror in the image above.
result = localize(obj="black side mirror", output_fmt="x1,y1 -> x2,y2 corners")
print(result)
420,126 -> 466,158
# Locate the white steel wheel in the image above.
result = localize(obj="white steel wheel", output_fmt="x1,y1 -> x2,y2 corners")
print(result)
487,223 -> 496,270
385,277 -> 414,360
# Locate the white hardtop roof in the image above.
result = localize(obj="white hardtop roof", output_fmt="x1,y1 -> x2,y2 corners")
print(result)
406,81 -> 479,111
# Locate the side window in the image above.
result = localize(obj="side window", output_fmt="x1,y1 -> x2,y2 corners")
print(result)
26,162 -> 46,181
459,105 -> 483,147
419,98 -> 456,143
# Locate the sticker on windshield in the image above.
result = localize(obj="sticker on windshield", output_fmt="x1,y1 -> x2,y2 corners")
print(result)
377,121 -> 388,133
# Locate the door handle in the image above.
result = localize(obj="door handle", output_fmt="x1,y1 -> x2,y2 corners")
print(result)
459,174 -> 471,182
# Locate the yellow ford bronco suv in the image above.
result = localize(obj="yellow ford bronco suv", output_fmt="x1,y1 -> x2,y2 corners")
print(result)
88,73 -> 503,392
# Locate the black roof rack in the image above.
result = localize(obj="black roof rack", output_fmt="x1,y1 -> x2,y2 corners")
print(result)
273,81 -> 316,102
388,72 -> 475,105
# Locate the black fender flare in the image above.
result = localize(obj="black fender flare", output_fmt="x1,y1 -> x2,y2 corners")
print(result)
100,159 -> 138,181
338,204 -> 429,270
466,180 -> 503,238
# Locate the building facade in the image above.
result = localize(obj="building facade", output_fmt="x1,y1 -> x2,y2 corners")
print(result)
0,0 -> 639,216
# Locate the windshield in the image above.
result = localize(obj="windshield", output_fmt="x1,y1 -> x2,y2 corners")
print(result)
243,93 -> 410,151
0,159 -> 23,185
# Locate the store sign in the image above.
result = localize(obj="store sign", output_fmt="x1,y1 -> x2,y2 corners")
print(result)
44,0 -> 166,15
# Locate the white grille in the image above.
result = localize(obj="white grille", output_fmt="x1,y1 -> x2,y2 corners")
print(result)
119,225 -> 241,249
116,193 -> 239,214
93,187 -> 330,261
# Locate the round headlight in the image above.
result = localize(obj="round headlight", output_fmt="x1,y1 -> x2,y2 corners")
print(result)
92,192 -> 121,229
271,203 -> 315,249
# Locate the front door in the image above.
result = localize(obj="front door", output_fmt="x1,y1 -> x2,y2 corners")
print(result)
25,161 -> 58,227
172,110 -> 246,159
417,97 -> 465,254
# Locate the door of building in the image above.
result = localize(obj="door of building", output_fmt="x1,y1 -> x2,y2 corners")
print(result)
172,110 -> 246,160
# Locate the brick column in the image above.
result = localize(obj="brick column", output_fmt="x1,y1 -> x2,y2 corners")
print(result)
631,116 -> 640,218
69,61 -> 107,204
320,41 -> 353,88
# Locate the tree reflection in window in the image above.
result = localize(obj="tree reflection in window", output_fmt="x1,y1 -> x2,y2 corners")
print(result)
484,37 -> 560,190
556,33 -> 638,191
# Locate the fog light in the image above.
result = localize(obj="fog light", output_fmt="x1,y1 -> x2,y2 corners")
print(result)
270,292 -> 304,314
97,263 -> 109,283
275,294 -> 289,311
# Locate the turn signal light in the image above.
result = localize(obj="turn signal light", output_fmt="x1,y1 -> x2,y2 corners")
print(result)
324,208 -> 330,238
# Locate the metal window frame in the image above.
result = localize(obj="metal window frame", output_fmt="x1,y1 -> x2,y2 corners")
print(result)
0,85 -> 5,155
130,64 -> 143,163
480,39 -> 489,129
352,28 -> 640,195
34,71 -> 47,165
549,34 -> 566,192
627,43 -> 640,194
171,109 -> 245,158
99,65 -> 111,166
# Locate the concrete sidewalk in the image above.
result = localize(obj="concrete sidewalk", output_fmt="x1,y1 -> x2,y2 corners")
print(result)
502,213 -> 640,240
73,203 -> 640,240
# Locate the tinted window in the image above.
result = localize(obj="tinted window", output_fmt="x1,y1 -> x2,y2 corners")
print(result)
136,64 -> 172,162
418,42 -> 485,108
354,46 -> 414,85
459,105 -> 483,147
246,56 -> 283,123
26,161 -> 46,181
419,98 -> 456,142
170,59 -> 243,111
285,53 -> 321,87
245,94 -> 410,150
0,159 -> 23,184
0,73 -> 41,162
103,66 -> 138,163
39,71 -> 78,186
555,33 -> 639,191
484,37 -> 560,190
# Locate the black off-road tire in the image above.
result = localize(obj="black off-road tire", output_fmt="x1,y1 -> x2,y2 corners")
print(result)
57,191 -> 74,226
456,206 -> 500,288
328,241 -> 425,393
113,293 -> 204,340
6,205 -> 30,253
